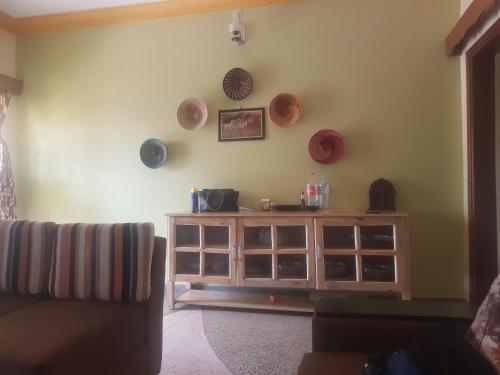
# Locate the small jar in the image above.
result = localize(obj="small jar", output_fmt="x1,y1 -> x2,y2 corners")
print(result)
260,198 -> 271,211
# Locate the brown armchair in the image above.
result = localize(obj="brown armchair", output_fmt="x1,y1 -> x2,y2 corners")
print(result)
0,235 -> 166,375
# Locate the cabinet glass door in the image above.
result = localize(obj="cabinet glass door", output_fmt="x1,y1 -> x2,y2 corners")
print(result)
171,218 -> 236,285
238,218 -> 314,288
315,217 -> 403,292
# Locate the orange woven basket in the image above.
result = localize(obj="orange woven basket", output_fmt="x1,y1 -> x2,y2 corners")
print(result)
269,93 -> 303,128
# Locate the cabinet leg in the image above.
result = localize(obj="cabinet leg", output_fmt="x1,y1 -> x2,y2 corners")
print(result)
167,281 -> 175,309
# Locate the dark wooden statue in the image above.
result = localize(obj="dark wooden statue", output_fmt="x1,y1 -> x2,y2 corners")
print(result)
369,178 -> 396,212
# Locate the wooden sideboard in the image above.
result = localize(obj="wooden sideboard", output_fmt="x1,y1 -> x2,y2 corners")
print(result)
166,211 -> 410,312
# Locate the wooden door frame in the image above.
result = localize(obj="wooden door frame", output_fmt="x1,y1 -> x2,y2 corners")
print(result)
466,16 -> 500,307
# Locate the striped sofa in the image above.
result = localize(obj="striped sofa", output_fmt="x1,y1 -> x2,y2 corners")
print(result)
0,220 -> 166,375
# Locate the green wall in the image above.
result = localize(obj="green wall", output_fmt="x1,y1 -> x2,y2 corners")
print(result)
15,0 -> 464,298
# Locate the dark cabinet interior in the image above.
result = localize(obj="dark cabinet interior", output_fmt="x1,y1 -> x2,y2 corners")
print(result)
244,254 -> 272,278
276,226 -> 307,249
324,255 -> 357,281
205,226 -> 229,249
176,252 -> 200,275
175,225 -> 200,247
244,226 -> 272,249
204,253 -> 230,277
360,225 -> 394,250
362,255 -> 395,282
277,254 -> 307,279
324,226 -> 355,249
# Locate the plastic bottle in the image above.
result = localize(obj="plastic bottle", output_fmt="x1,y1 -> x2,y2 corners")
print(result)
191,187 -> 199,213
319,176 -> 330,209
305,173 -> 321,211
300,191 -> 305,211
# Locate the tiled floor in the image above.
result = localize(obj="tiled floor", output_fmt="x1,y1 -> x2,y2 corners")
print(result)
160,308 -> 232,375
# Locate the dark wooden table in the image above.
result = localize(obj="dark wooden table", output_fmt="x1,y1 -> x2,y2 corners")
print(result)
299,298 -> 475,374
313,297 -> 474,352
314,297 -> 474,322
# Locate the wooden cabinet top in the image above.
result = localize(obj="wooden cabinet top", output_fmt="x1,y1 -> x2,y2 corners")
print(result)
166,210 -> 408,218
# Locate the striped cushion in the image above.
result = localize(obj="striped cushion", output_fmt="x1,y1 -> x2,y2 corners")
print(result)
49,223 -> 155,303
0,220 -> 56,295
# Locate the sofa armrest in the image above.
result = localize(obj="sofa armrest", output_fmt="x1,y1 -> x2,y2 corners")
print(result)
312,316 -> 471,353
145,236 -> 166,375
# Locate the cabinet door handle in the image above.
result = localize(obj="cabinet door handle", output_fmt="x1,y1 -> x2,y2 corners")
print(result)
231,245 -> 237,262
315,245 -> 322,261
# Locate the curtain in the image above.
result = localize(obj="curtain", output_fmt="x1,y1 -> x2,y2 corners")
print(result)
0,92 -> 15,219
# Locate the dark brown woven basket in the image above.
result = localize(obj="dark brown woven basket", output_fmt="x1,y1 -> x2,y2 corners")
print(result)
223,68 -> 253,101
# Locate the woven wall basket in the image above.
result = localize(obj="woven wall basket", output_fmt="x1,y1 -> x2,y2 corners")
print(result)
308,129 -> 344,164
269,93 -> 303,127
140,138 -> 168,169
223,68 -> 253,101
177,97 -> 208,131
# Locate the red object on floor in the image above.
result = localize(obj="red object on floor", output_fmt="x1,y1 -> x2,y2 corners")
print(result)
269,295 -> 281,303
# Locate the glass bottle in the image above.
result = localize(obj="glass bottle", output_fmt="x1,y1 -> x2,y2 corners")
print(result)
305,173 -> 320,211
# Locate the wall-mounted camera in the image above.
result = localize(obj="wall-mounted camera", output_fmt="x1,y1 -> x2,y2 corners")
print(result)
229,10 -> 246,45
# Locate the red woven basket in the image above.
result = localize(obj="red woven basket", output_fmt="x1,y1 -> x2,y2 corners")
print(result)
308,129 -> 344,164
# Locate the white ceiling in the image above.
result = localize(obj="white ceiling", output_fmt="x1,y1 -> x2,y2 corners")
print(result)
0,0 -> 167,17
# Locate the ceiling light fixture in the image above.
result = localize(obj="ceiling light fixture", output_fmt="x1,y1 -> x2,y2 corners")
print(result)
229,9 -> 246,45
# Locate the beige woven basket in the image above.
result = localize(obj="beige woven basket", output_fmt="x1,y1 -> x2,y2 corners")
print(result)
177,97 -> 208,131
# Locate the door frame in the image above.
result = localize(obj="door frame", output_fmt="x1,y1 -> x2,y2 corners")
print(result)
466,16 -> 500,306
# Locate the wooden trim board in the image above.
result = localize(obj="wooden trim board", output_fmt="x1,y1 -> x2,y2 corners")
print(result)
0,11 -> 17,33
465,16 -> 500,307
0,73 -> 23,95
175,289 -> 314,312
167,210 -> 409,218
0,0 -> 299,35
445,0 -> 496,56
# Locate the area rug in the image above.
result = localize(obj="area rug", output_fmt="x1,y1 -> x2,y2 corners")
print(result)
202,309 -> 311,375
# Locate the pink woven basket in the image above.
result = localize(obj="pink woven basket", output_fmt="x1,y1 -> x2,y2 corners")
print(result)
308,129 -> 344,164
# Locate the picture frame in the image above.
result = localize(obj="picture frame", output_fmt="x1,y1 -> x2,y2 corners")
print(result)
218,107 -> 265,142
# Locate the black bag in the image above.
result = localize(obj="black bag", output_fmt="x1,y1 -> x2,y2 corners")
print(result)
198,189 -> 239,212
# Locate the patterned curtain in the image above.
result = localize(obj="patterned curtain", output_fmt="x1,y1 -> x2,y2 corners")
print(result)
0,92 -> 15,219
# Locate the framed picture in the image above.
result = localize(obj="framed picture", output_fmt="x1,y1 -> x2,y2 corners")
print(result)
218,108 -> 265,142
